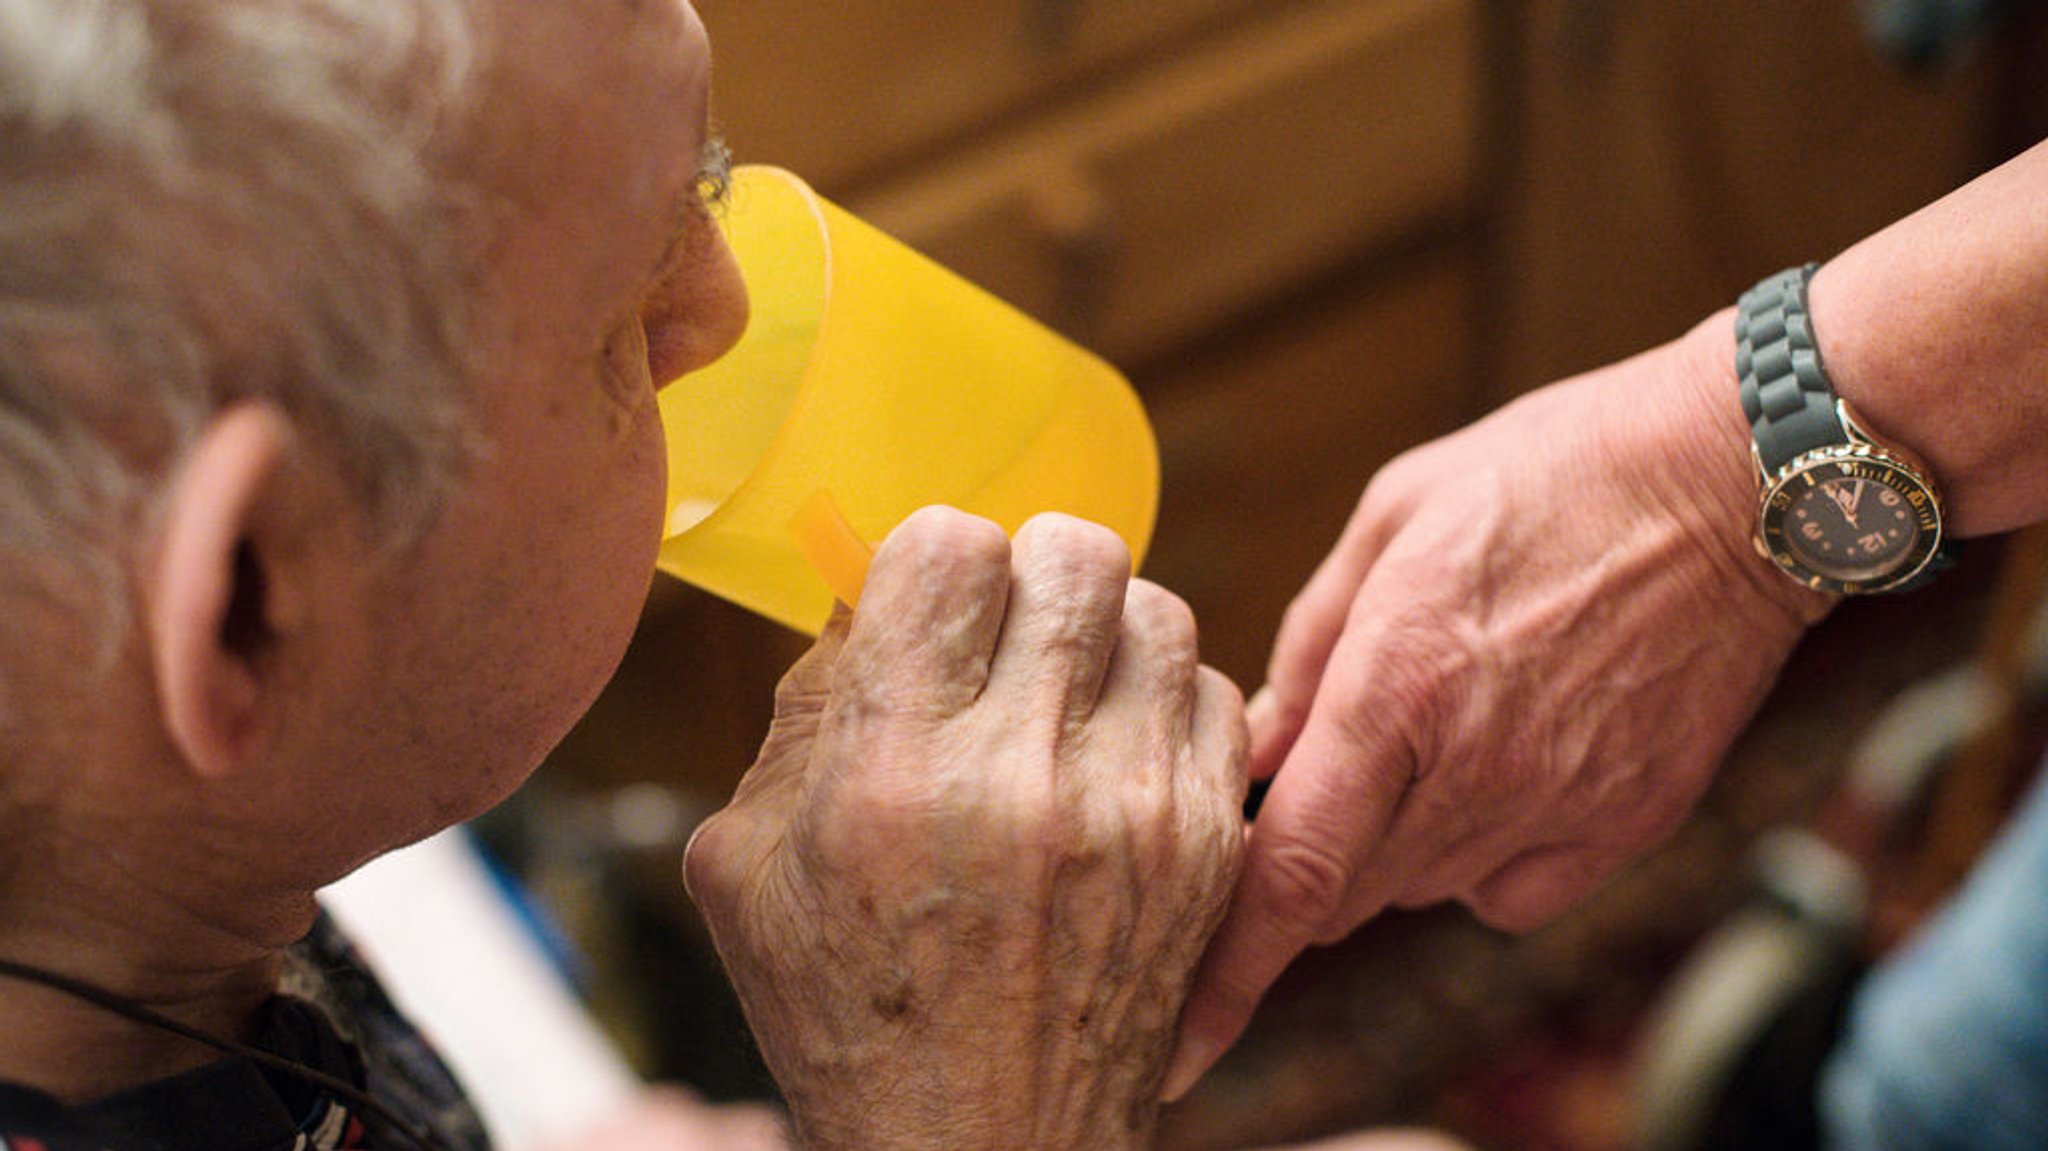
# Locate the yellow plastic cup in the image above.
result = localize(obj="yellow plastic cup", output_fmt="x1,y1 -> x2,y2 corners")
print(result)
655,165 -> 1159,635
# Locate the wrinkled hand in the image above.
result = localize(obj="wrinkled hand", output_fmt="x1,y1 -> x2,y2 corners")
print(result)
685,508 -> 1248,1151
1166,314 -> 1835,1098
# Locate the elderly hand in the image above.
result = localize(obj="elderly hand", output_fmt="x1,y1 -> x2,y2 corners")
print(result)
1165,315 -> 1835,1098
685,507 -> 1248,1151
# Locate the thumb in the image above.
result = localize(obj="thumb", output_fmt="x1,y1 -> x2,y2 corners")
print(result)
1161,854 -> 1323,1102
1165,659 -> 1414,1102
747,606 -> 852,769
683,609 -> 852,911
777,604 -> 853,706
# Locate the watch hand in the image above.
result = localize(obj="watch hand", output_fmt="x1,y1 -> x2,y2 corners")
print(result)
1825,480 -> 1863,528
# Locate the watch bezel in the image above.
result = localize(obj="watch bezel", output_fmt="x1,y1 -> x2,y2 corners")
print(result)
1755,442 -> 1945,595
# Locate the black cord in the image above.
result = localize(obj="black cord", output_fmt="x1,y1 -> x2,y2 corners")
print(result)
0,956 -> 456,1151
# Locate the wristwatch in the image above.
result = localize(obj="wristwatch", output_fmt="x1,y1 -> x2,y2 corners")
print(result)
1736,263 -> 1951,594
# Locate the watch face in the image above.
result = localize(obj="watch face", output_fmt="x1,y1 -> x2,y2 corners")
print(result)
1759,446 -> 1942,594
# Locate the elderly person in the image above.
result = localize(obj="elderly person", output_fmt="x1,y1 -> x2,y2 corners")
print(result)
0,2 -> 1486,1148
0,1 -> 1284,1148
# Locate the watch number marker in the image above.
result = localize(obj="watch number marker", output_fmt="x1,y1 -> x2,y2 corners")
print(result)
1756,445 -> 1943,594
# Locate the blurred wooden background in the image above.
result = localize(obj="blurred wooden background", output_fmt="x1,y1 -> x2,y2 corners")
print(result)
522,2 -> 2046,1147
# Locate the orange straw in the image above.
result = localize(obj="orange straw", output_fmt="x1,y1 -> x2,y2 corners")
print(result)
789,489 -> 875,608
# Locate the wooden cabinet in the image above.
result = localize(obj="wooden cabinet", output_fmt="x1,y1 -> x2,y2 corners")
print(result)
694,0 -> 1263,188
1144,254 -> 1476,687
1487,0 -> 2001,399
845,0 -> 1478,368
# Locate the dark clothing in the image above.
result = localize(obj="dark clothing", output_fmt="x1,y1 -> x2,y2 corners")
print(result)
0,914 -> 492,1151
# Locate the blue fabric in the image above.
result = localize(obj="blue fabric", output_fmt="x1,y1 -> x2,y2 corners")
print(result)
1859,0 -> 2017,68
1820,768 -> 2048,1150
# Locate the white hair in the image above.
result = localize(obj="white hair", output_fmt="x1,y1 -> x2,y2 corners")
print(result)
0,0 -> 484,686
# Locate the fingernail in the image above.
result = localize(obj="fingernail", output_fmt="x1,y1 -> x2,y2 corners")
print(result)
1160,1037 -> 1219,1104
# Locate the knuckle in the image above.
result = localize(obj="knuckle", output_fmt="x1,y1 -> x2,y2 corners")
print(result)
1272,591 -> 1321,651
1027,589 -> 1126,648
681,812 -> 739,907
1252,832 -> 1356,932
1010,529 -> 1134,645
1160,765 -> 1235,838
1356,447 -> 1425,512
1190,807 -> 1247,880
1192,666 -> 1251,787
1469,890 -> 1566,935
770,655 -> 833,716
1015,512 -> 1132,575
890,505 -> 1011,570
1123,579 -> 1198,647
1333,624 -> 1473,771
1465,846 -> 1614,933
1196,663 -> 1246,713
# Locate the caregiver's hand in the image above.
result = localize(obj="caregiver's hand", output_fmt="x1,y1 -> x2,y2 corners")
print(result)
1165,314 -> 1834,1099
534,1088 -> 789,1151
685,507 -> 1249,1151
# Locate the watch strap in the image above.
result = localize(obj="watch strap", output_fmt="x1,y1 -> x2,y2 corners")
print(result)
1736,262 -> 1846,475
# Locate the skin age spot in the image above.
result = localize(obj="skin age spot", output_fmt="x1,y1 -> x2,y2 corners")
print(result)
871,989 -> 912,1021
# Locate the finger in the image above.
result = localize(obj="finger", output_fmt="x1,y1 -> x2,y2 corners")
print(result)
1363,769 -> 1535,914
1377,818 -> 1508,913
539,1089 -> 790,1151
1094,580 -> 1200,777
1164,637 -> 1417,1102
1250,533 -> 1382,779
841,505 -> 1011,716
1466,842 -> 1625,933
1254,1132 -> 1476,1151
984,513 -> 1133,726
768,605 -> 850,720
733,602 -> 851,786
1254,613 -> 1426,927
1191,665 -> 1252,807
1163,786 -> 1393,1101
725,607 -> 853,806
1183,666 -> 1252,928
1161,854 -> 1314,1103
681,611 -> 855,906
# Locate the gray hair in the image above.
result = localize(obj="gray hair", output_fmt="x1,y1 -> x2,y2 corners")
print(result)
0,0 -> 484,683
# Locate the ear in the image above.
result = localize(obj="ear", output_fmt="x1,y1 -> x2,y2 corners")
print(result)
148,402 -> 311,779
